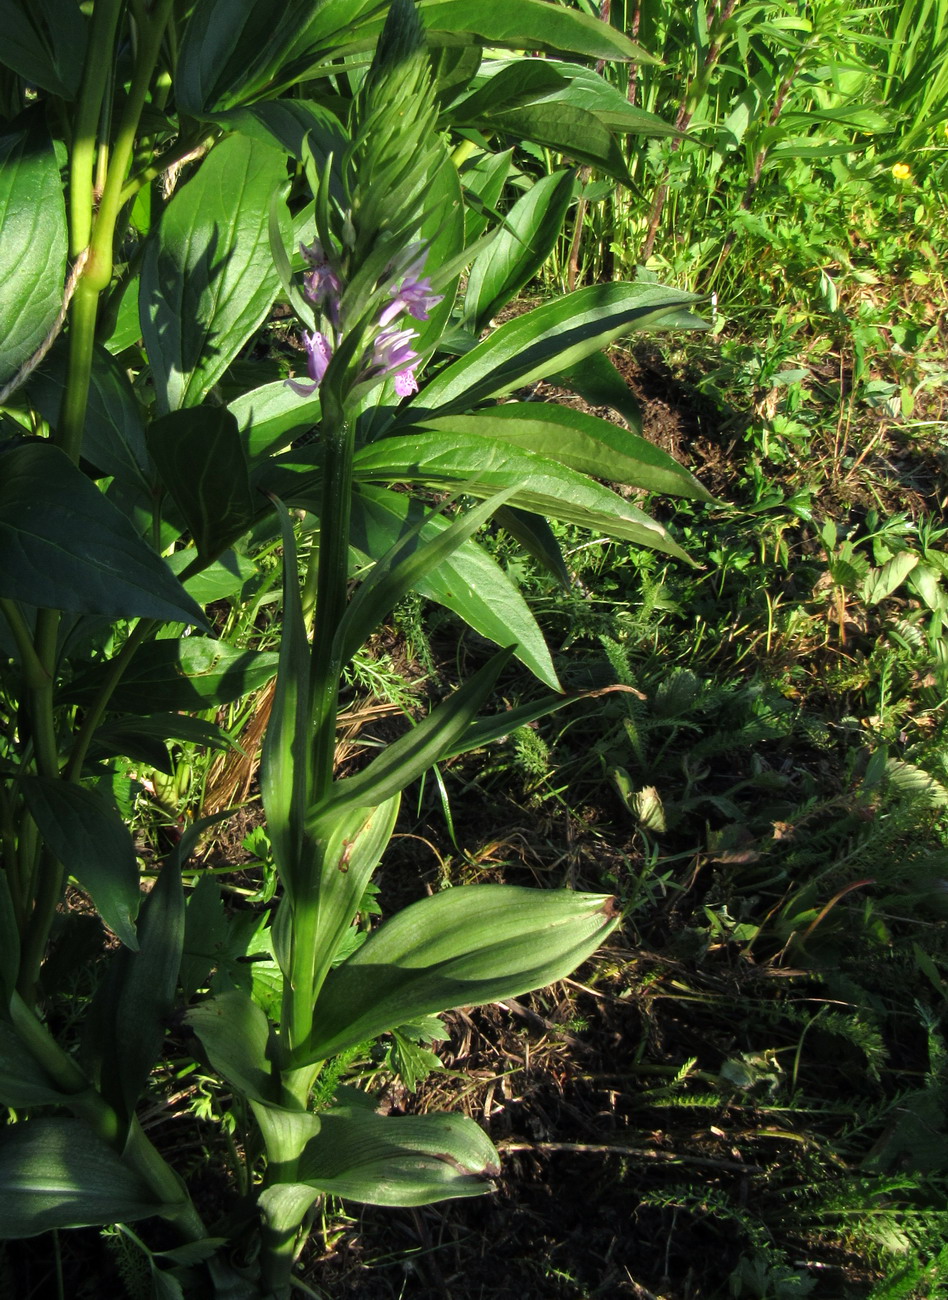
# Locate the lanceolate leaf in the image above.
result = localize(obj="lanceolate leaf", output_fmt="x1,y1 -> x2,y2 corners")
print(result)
463,170 -> 575,332
296,1106 -> 500,1205
0,0 -> 87,99
322,648 -> 515,814
0,1119 -> 166,1237
334,488 -> 520,672
63,638 -> 279,713
415,406 -> 713,500
487,102 -> 630,182
306,796 -> 401,1000
175,0 -> 321,115
0,116 -> 68,390
350,486 -> 560,688
302,885 -> 619,1061
0,1023 -> 67,1108
0,443 -> 206,625
551,350 -> 644,432
146,407 -> 256,561
141,134 -> 288,413
22,778 -> 141,950
400,282 -> 705,419
90,860 -> 185,1121
186,990 -> 278,1104
353,434 -> 692,559
420,0 -> 653,62
229,380 -> 323,463
29,342 -> 150,487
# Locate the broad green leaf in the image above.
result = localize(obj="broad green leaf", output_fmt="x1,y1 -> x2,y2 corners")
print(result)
488,100 -> 629,182
91,713 -> 232,776
403,282 -> 705,419
551,349 -> 644,432
175,0 -> 321,114
420,0 -> 653,62
141,134 -> 288,413
258,1184 -> 320,1237
306,796 -> 401,1000
0,117 -> 68,390
169,548 -> 259,603
303,885 -> 618,1061
102,273 -> 143,355
146,407 -> 256,561
538,59 -> 680,137
22,778 -> 141,950
0,443 -> 206,626
452,58 -> 568,119
63,638 -> 279,713
415,406 -> 712,500
29,342 -> 149,487
459,147 -> 512,243
251,1103 -> 321,1171
88,860 -> 184,1121
0,1022 -> 67,1108
349,486 -> 560,688
296,1106 -> 500,1205
0,1119 -> 167,1237
229,380 -> 322,463
463,170 -> 575,331
494,504 -> 570,587
335,488 -> 518,670
186,990 -> 278,1104
0,0 -> 87,99
181,874 -> 226,999
322,647 -> 515,814
862,552 -> 918,606
353,433 -> 692,559
210,100 -> 348,166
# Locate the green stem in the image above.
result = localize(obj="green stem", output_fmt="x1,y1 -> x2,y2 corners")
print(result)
308,394 -> 355,805
57,278 -> 99,463
263,396 -> 356,1295
69,0 -> 125,258
18,846 -> 65,1000
0,600 -> 50,690
85,0 -> 176,295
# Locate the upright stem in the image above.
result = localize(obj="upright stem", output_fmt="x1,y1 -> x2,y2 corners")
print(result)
308,392 -> 355,805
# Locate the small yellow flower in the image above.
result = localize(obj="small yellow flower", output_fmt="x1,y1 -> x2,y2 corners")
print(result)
892,162 -> 912,181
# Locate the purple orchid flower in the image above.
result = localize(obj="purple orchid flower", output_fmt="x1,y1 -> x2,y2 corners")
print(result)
372,325 -> 420,395
378,277 -> 442,328
286,330 -> 333,396
300,240 -> 343,318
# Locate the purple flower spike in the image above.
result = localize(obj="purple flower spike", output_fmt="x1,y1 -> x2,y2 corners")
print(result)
380,274 -> 442,328
394,369 -> 419,397
373,326 -> 421,397
286,330 -> 333,395
300,240 -> 342,313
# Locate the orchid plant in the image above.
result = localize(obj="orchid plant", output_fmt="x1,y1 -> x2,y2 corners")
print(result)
0,0 -> 709,1295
